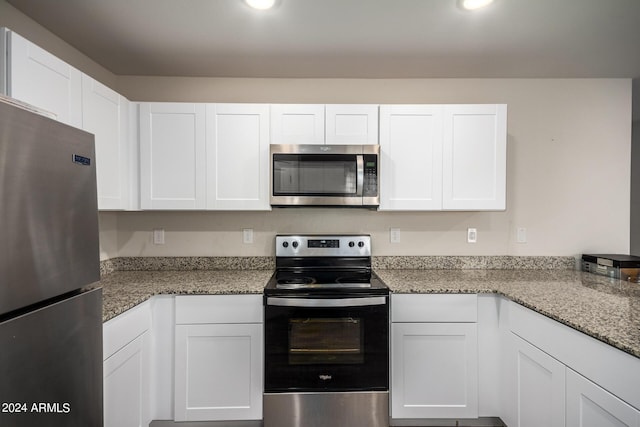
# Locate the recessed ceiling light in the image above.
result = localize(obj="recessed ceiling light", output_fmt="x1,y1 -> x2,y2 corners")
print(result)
245,0 -> 276,10
460,0 -> 495,10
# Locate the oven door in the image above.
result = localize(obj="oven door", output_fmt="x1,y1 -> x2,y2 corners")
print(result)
264,294 -> 389,392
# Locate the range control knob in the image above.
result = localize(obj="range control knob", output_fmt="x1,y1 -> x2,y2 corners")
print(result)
358,241 -> 365,248
282,241 -> 289,248
348,241 -> 355,248
292,241 -> 299,248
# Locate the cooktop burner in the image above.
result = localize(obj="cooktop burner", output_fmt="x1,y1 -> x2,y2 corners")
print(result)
276,276 -> 316,287
265,234 -> 389,295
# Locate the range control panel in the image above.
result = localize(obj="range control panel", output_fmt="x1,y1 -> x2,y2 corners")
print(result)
276,235 -> 371,257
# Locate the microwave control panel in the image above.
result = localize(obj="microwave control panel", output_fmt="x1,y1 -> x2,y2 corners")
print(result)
363,154 -> 378,197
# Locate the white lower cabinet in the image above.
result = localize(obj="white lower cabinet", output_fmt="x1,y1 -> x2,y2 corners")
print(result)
508,333 -> 566,427
104,332 -> 150,427
174,295 -> 263,422
392,322 -> 478,419
505,301 -> 640,427
391,294 -> 479,420
103,301 -> 151,427
566,369 -> 640,427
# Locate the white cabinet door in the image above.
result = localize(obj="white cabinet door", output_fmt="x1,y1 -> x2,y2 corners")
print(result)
510,333 -> 566,427
391,322 -> 478,419
139,103 -> 206,209
270,104 -> 325,145
442,104 -> 507,210
379,105 -> 443,210
82,75 -> 130,210
567,369 -> 640,427
325,104 -> 379,145
174,323 -> 263,421
104,332 -> 151,427
206,104 -> 270,210
7,30 -> 82,127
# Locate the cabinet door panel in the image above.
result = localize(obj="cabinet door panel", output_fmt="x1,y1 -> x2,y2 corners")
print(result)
8,31 -> 82,127
443,104 -> 506,210
139,103 -> 206,209
325,104 -> 378,145
175,323 -> 263,421
379,105 -> 443,210
511,334 -> 565,427
104,332 -> 150,427
567,369 -> 640,427
82,75 -> 130,210
271,104 -> 325,145
206,104 -> 270,210
391,322 -> 478,419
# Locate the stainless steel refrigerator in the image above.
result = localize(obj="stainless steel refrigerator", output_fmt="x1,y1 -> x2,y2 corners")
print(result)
0,96 -> 103,426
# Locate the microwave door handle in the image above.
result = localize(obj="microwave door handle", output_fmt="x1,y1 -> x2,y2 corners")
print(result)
356,154 -> 364,197
266,296 -> 386,307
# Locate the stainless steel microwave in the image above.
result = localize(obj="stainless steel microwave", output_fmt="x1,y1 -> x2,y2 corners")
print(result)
270,144 -> 379,208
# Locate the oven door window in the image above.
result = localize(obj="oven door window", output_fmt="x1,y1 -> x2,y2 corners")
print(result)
289,317 -> 363,365
273,154 -> 357,196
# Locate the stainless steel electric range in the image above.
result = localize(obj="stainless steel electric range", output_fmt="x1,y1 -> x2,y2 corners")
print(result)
263,234 -> 389,427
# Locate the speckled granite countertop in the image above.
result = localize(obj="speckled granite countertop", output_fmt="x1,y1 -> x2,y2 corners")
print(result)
99,256 -> 640,359
100,270 -> 272,322
377,269 -> 640,358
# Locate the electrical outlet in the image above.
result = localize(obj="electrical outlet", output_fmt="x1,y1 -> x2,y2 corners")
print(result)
467,228 -> 477,243
516,227 -> 527,243
390,228 -> 401,243
153,229 -> 165,245
243,228 -> 254,244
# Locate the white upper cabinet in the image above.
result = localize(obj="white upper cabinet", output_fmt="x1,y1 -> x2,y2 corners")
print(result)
325,104 -> 379,145
206,104 -> 270,210
379,105 -> 443,210
270,104 -> 378,145
139,103 -> 207,209
2,29 -> 136,210
82,75 -> 131,210
442,104 -> 507,210
4,30 -> 82,127
270,104 -> 325,145
379,104 -> 507,211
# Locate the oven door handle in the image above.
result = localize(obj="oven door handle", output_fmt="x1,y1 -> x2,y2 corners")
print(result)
266,296 -> 387,307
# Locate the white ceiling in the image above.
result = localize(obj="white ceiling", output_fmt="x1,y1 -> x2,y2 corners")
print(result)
7,0 -> 640,79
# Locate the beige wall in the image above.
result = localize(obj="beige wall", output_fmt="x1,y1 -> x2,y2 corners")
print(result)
1,0 -> 632,258
114,78 -> 632,258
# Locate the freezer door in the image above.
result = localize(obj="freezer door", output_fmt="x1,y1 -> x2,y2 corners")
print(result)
0,99 -> 100,315
0,288 -> 103,426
